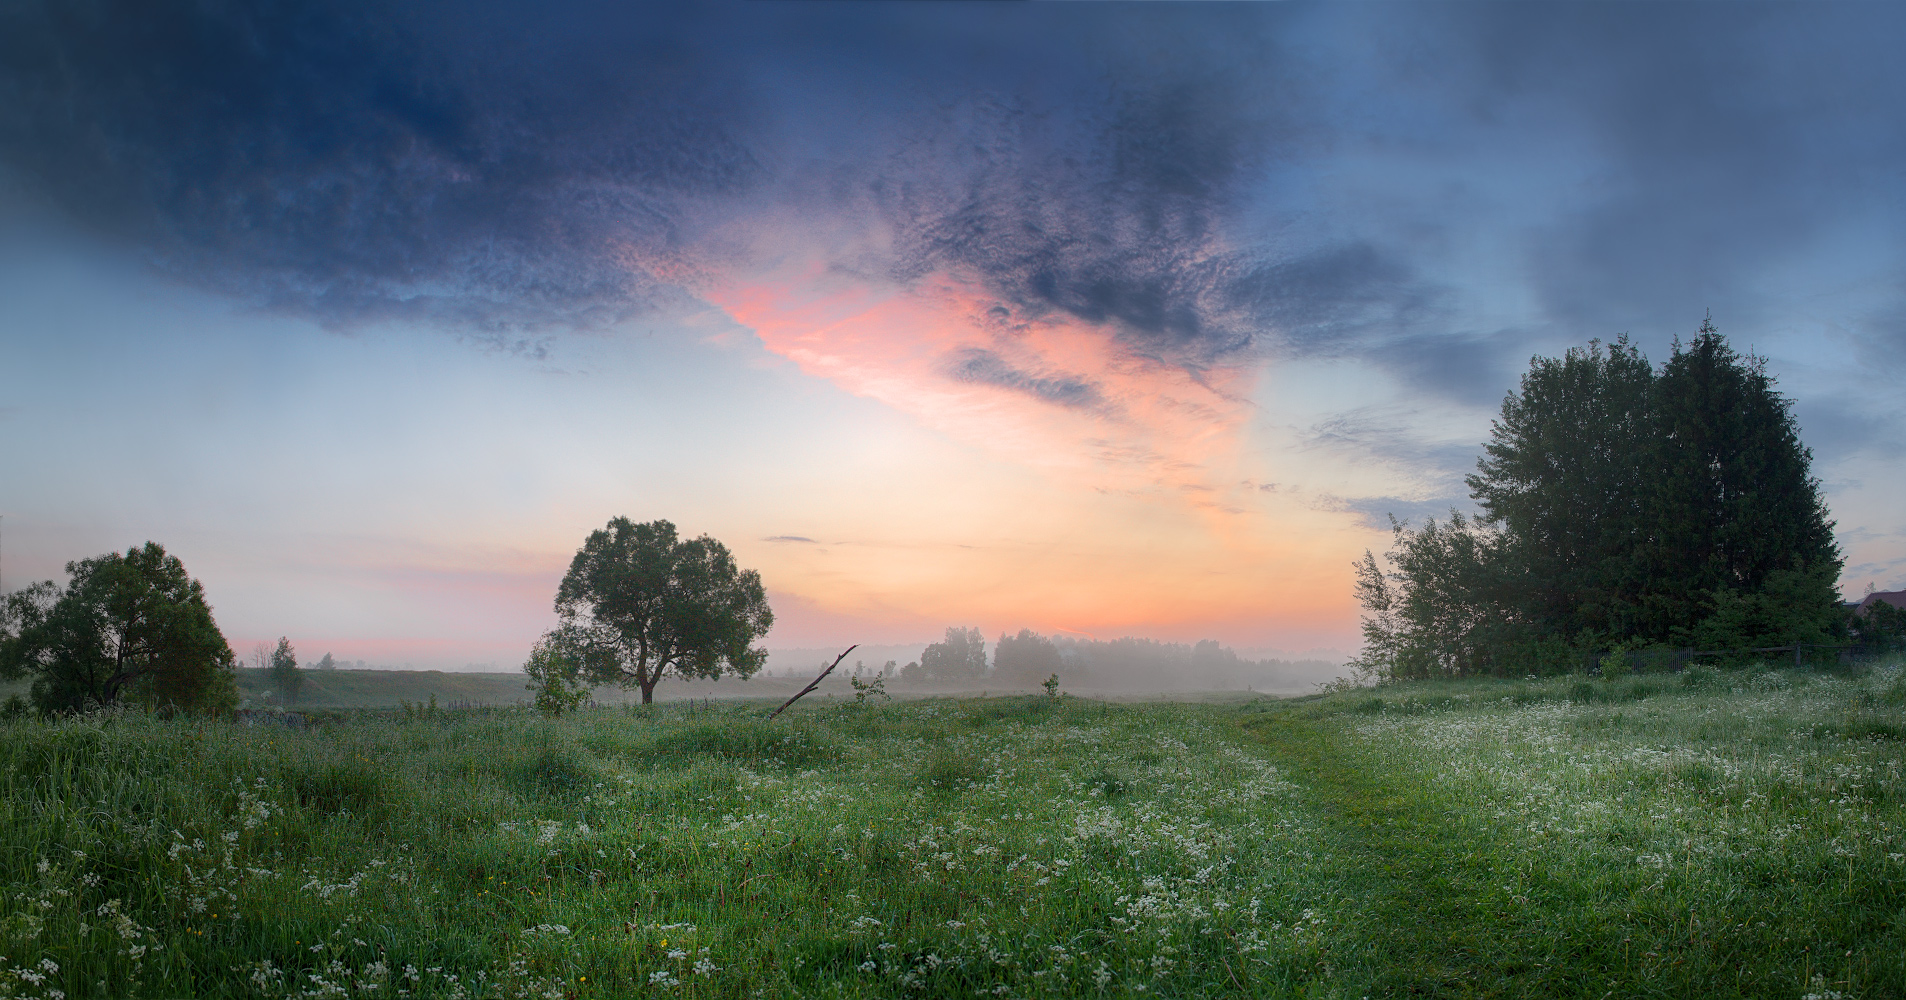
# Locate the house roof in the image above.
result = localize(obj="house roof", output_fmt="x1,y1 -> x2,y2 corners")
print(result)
1858,590 -> 1906,613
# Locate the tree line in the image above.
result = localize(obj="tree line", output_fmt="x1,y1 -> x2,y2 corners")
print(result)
890,626 -> 1307,692
1352,319 -> 1897,680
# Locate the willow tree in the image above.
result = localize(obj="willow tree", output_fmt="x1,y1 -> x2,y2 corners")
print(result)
0,542 -> 237,714
549,518 -> 772,704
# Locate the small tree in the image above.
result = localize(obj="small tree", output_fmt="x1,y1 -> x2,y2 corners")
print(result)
550,518 -> 773,704
0,542 -> 237,715
316,652 -> 338,671
269,636 -> 302,702
523,633 -> 592,716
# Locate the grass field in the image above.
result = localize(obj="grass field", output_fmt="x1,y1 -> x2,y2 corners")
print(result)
230,668 -> 807,709
226,667 -> 1317,711
3,661 -> 1904,998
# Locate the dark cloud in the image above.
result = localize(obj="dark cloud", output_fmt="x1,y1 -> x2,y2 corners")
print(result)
1370,329 -> 1531,407
1428,5 -> 1906,341
1225,244 -> 1421,352
4,1 -> 1904,378
0,0 -> 1344,361
0,1 -> 762,331
945,348 -> 1105,411
1790,398 -> 1906,463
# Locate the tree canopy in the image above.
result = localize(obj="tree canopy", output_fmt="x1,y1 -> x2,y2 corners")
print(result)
919,626 -> 988,682
0,542 -> 237,715
1356,320 -> 1842,679
547,518 -> 772,704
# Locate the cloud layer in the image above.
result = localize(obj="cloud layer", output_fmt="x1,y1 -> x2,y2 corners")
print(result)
9,4 -> 1905,360
6,1 -> 1906,596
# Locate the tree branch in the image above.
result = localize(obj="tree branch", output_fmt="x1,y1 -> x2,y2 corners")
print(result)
768,644 -> 856,721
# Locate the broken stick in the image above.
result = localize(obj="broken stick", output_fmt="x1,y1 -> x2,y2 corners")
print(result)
768,644 -> 858,720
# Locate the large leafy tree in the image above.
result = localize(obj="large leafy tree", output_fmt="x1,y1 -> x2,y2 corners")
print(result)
1351,511 -> 1534,680
0,542 -> 238,714
550,518 -> 772,704
1467,337 -> 1654,643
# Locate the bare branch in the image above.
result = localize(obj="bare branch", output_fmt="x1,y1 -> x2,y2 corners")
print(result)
768,644 -> 857,721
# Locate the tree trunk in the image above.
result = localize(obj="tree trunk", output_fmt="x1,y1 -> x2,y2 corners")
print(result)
640,678 -> 656,704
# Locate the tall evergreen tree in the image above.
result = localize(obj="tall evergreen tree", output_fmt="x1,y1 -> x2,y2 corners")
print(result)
268,636 -> 303,702
1641,318 -> 1840,645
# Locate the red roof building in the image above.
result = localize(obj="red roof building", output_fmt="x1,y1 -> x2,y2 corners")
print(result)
1857,590 -> 1906,614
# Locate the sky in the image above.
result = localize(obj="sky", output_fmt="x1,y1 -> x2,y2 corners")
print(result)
2,2 -> 1905,672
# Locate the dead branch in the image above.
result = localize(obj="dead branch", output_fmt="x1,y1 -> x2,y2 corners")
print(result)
768,644 -> 857,720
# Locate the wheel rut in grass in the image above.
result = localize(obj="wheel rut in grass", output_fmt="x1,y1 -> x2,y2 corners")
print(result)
1242,712 -> 1578,998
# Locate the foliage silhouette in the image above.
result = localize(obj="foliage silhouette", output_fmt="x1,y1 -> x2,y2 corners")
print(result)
0,542 -> 237,714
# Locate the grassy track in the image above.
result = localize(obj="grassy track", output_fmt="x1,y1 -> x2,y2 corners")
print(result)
1247,712 -> 1529,995
1242,666 -> 1906,998
2,663 -> 1903,998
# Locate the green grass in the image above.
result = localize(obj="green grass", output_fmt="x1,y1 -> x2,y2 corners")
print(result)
235,666 -> 540,708
233,667 -> 811,709
3,664 -> 1904,997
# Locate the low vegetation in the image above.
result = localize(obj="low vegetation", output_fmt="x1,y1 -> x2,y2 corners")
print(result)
3,658 -> 1904,997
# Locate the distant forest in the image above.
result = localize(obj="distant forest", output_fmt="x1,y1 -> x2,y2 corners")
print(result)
803,627 -> 1331,693
1355,321 -> 1905,680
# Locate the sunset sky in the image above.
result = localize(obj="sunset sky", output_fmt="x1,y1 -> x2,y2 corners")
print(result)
3,3 -> 1904,671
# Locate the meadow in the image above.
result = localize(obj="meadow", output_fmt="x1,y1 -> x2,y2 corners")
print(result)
3,661 -> 1904,998
228,669 -> 809,710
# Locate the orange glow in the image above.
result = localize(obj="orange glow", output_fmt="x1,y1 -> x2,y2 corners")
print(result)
707,264 -> 1371,650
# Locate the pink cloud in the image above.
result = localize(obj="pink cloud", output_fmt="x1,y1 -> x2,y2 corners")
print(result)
710,265 -> 1255,498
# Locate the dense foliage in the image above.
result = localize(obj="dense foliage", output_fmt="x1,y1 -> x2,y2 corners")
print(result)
543,518 -> 772,704
0,542 -> 237,715
1854,600 -> 1906,653
521,633 -> 592,716
1356,321 -> 1843,679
